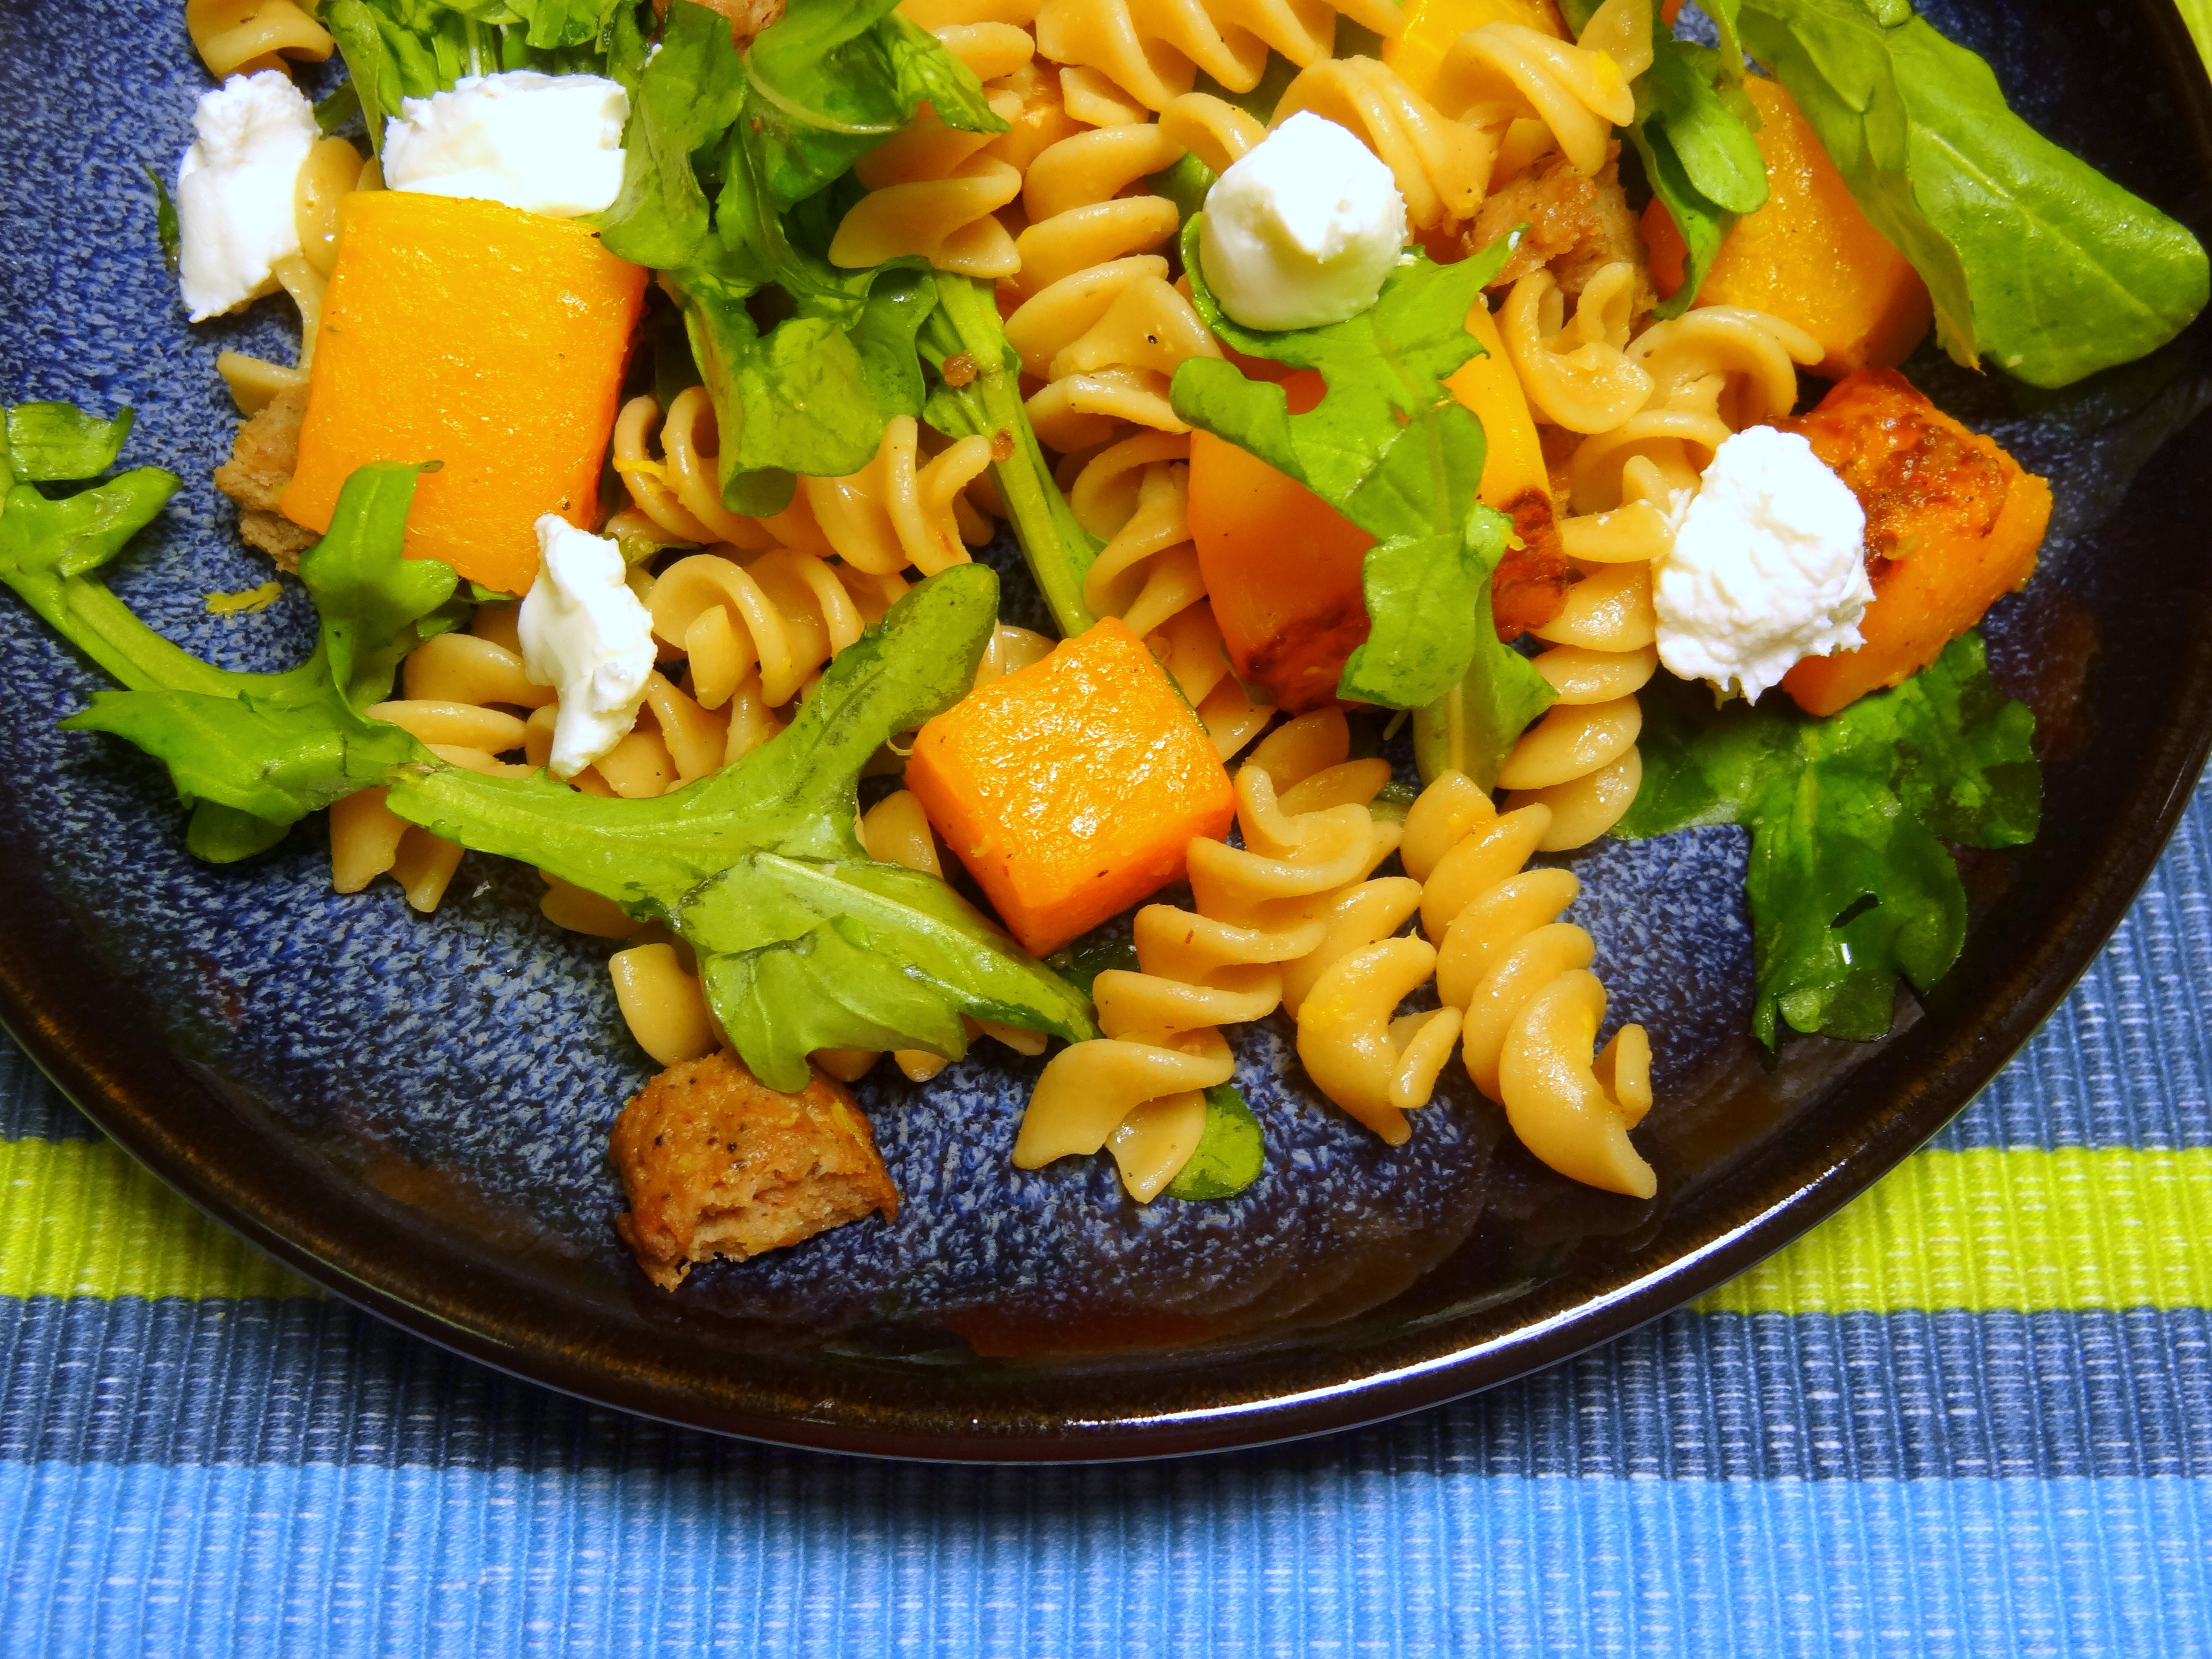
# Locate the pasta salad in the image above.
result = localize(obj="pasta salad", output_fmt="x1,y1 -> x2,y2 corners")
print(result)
3,0 -> 2202,1298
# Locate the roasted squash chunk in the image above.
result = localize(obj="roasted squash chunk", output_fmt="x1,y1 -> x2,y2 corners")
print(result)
1644,76 -> 1932,380
280,192 -> 648,594
905,617 -> 1235,957
611,1052 -> 899,1290
1781,369 -> 2051,716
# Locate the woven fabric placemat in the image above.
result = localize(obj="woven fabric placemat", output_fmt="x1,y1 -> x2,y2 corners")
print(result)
2,776 -> 2208,1657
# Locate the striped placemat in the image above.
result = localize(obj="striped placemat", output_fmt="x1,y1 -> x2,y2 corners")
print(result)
3,777 -> 2210,1656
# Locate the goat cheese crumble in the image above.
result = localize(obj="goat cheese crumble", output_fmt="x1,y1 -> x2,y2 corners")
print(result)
175,71 -> 320,323
383,71 -> 629,220
1198,111 -> 1409,332
1653,426 -> 1873,702
518,517 -> 657,779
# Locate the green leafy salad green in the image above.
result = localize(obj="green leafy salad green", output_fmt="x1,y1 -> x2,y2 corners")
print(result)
1172,217 -> 1557,775
0,430 -> 1093,1090
1619,634 -> 2040,1044
1611,0 -> 2210,386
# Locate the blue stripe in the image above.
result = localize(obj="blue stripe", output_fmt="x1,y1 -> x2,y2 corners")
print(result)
0,1463 -> 2203,1657
5,1296 -> 2210,1483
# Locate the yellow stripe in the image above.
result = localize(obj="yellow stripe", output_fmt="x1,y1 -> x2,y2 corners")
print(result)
0,1137 -> 317,1300
0,1137 -> 2208,1313
1697,1147 -> 2212,1315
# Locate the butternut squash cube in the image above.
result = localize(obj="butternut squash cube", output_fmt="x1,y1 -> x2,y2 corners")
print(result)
1781,369 -> 2051,716
1643,76 -> 1933,380
905,618 -> 1235,957
280,192 -> 648,594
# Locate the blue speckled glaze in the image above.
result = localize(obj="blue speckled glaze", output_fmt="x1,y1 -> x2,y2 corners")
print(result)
1,0 -> 2204,1371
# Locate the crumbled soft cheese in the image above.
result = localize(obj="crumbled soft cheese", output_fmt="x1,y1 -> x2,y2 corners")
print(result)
175,71 -> 320,323
518,517 -> 657,779
1654,426 -> 1873,702
382,71 -> 629,219
1198,111 -> 1409,332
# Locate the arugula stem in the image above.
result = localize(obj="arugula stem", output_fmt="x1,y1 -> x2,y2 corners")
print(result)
920,275 -> 1099,638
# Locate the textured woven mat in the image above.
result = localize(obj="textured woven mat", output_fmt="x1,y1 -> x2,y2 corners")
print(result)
4,774 -> 2211,1658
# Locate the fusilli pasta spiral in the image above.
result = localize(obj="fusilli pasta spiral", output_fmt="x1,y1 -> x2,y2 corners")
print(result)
1398,771 -> 1655,1196
1006,255 -> 1222,449
1493,302 -> 1822,846
1430,0 -> 1649,177
1033,0 -> 1404,113
186,0 -> 332,80
1005,116 -> 1184,303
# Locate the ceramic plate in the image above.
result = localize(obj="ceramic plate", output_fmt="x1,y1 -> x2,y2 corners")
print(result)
4,0 -> 2210,1460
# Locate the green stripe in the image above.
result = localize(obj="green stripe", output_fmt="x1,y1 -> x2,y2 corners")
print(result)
0,1137 -> 317,1300
1697,1147 -> 2212,1314
1,1138 -> 2208,1312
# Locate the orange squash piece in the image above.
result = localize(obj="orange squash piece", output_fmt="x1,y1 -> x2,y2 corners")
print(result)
905,618 -> 1235,958
1781,369 -> 2051,717
1189,311 -> 1567,710
280,192 -> 649,594
1188,372 -> 1374,713
1643,77 -> 1932,380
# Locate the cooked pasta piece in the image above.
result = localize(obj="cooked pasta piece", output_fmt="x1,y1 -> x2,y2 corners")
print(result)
186,0 -> 332,79
615,394 -> 993,576
1157,90 -> 1265,172
1498,260 -> 1651,434
1034,0 -> 1404,113
1273,56 -> 1492,232
829,27 -> 1030,277
1429,0 -> 1649,178
1399,771 -> 1655,1196
1005,118 -> 1184,303
1007,256 -> 1222,450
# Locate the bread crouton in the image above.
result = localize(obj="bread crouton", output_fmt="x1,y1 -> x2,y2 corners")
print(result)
1466,153 -> 1653,309
610,1051 -> 900,1290
213,385 -> 319,569
655,0 -> 783,47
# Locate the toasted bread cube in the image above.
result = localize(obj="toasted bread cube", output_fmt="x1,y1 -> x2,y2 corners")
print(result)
904,617 -> 1235,957
610,1052 -> 898,1290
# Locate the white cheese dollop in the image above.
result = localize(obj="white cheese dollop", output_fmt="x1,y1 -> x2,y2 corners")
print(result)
383,71 -> 629,219
518,517 -> 657,779
1654,426 -> 1873,703
1197,111 -> 1409,332
175,71 -> 320,323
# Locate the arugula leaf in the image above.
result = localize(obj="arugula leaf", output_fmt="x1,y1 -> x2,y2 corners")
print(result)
1171,218 -> 1555,756
919,275 -> 1100,637
1738,0 -> 2210,386
385,560 -> 1096,1084
592,0 -> 749,269
1165,1083 -> 1265,1201
745,0 -> 1004,215
5,403 -> 136,484
141,166 -> 181,272
1618,632 -> 2039,1044
324,0 -> 635,150
1561,0 -> 1769,320
1,436 -> 1093,1081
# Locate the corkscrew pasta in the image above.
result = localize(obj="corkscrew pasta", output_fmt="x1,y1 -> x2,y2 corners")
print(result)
1007,117 -> 1185,303
1033,0 -> 1404,112
186,0 -> 332,79
1400,773 -> 1655,1197
1430,0 -> 1650,177
1006,255 -> 1222,449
